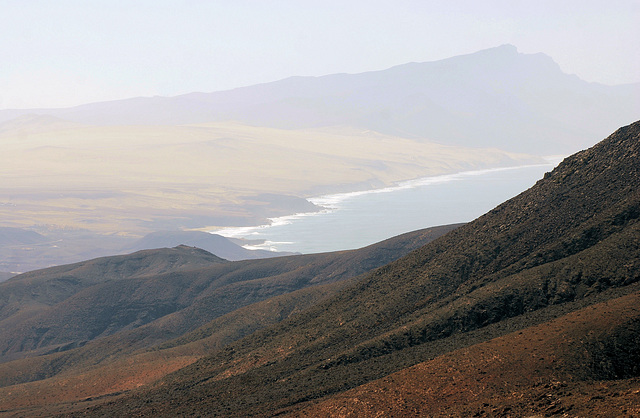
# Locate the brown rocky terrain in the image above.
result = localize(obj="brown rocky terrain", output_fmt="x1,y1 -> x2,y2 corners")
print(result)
58,120 -> 639,417
293,288 -> 640,417
0,225 -> 458,416
0,120 -> 638,416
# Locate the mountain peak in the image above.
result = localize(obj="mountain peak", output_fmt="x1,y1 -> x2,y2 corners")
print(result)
498,43 -> 518,50
487,43 -> 519,54
461,43 -> 556,67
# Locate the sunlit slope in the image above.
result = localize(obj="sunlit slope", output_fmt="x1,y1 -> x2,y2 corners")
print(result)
0,118 -> 541,233
295,289 -> 640,417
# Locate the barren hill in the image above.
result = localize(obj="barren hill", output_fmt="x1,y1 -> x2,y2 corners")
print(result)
0,120 -> 639,416
0,224 -> 457,414
64,120 -> 640,417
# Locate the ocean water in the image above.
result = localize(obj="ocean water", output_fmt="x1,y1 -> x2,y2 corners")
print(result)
212,162 -> 560,254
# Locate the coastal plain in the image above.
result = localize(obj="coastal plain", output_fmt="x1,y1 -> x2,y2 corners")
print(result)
0,117 -> 541,235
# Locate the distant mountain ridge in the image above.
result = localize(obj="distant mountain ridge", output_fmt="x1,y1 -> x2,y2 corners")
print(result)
1,45 -> 638,154
0,114 -> 83,135
125,230 -> 297,261
0,227 -> 48,246
0,272 -> 14,283
0,228 -> 295,273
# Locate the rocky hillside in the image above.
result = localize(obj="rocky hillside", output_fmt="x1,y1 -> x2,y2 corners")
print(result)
0,224 -> 457,406
65,120 -> 640,417
0,120 -> 639,416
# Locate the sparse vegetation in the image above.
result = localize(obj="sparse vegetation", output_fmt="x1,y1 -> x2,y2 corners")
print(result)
0,120 -> 638,416
0,224 -> 456,413
69,120 -> 640,417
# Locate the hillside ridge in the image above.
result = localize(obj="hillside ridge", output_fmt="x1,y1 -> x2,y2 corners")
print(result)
0,121 -> 638,416
0,224 -> 458,387
70,120 -> 640,416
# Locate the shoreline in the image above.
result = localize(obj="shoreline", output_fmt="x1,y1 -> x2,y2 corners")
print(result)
209,158 -> 562,249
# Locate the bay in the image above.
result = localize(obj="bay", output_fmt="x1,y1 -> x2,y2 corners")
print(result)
212,161 -> 560,254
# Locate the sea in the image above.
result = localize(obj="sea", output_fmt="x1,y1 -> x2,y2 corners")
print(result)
211,160 -> 562,254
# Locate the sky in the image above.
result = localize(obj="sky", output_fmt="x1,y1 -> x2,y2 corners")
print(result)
1,0 -> 639,110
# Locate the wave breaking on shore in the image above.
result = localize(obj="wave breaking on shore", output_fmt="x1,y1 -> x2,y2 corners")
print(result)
210,160 -> 561,252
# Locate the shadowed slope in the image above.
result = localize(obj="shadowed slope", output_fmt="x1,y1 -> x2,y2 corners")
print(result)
0,245 -> 226,361
0,245 -> 225,321
75,120 -> 640,416
0,224 -> 458,402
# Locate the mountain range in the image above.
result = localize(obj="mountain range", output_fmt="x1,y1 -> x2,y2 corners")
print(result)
0,120 -> 638,416
2,45 -> 638,154
4,44 -> 638,273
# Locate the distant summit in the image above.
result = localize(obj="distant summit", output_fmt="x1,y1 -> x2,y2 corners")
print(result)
0,227 -> 47,246
1,45 -> 637,154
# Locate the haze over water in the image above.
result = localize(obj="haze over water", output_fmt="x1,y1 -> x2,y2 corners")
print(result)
214,162 -> 560,254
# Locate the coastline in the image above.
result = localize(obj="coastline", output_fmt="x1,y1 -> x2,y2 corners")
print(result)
308,159 -> 562,209
209,158 -> 562,251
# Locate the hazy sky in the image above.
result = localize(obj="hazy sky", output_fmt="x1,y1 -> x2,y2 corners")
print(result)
2,0 -> 638,109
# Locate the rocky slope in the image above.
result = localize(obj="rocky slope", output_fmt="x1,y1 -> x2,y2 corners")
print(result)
0,120 -> 639,416
0,224 -> 457,406
65,120 -> 640,417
